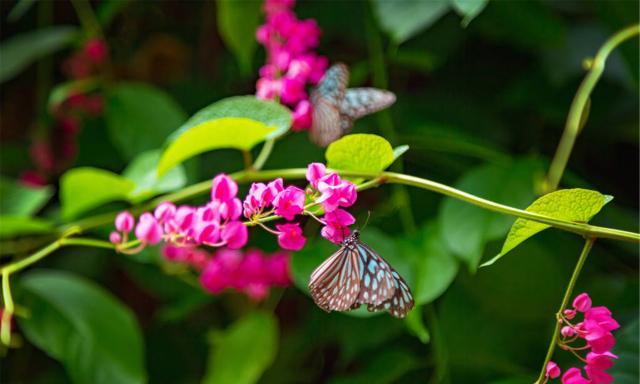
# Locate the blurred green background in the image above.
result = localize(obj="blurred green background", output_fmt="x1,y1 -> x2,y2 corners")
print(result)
0,1 -> 638,383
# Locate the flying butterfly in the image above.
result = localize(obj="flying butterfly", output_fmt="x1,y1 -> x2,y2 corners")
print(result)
308,229 -> 414,318
310,63 -> 397,147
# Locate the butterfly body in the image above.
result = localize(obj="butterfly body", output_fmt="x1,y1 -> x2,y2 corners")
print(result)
308,230 -> 414,318
310,63 -> 396,147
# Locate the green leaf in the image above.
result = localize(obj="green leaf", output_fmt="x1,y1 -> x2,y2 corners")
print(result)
373,0 -> 449,44
106,82 -> 187,160
482,188 -> 611,267
0,26 -> 78,84
326,134 -> 401,174
61,167 -> 135,219
158,96 -> 291,176
8,0 -> 37,21
122,150 -> 186,203
217,0 -> 261,74
439,158 -> 542,271
18,270 -> 146,384
401,222 -> 459,304
0,177 -> 53,216
202,311 -> 278,384
0,215 -> 55,238
450,0 -> 488,27
405,305 -> 430,343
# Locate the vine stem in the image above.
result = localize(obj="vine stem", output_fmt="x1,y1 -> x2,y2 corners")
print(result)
534,238 -> 595,384
544,24 -> 640,192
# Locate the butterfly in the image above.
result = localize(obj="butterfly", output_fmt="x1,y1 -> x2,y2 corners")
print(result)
310,63 -> 397,147
308,229 -> 414,318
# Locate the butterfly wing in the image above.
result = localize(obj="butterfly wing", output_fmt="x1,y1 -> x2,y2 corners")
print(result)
353,242 -> 396,307
310,63 -> 350,147
367,270 -> 414,318
340,88 -> 396,120
308,245 -> 361,312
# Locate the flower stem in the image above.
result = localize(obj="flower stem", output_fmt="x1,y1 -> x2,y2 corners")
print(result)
544,24 -> 640,192
534,237 -> 595,384
253,139 -> 275,170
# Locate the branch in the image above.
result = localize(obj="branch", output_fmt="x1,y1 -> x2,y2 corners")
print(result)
545,24 -> 640,192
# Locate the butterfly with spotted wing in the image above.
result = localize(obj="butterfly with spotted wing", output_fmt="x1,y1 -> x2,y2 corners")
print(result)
308,229 -> 414,318
310,63 -> 397,147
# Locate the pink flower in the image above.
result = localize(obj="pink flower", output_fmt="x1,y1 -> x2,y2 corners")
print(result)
583,320 -> 615,353
276,223 -> 306,250
320,224 -> 349,244
291,100 -> 312,131
174,206 -> 196,232
135,213 -> 163,244
586,351 -> 618,371
220,198 -> 242,220
154,202 -> 176,223
162,245 -> 190,262
115,211 -> 135,233
320,208 -> 356,244
573,293 -> 592,313
244,283 -> 270,301
546,361 -> 561,379
305,162 -> 326,188
280,76 -> 306,105
563,309 -> 576,320
83,38 -> 108,64
585,365 -> 614,384
585,307 -> 619,331
316,173 -> 357,212
267,251 -> 291,285
211,174 -> 238,202
200,260 -> 226,294
221,221 -> 248,249
256,78 -> 282,100
561,325 -> 576,338
273,186 -> 305,220
19,170 -> 46,187
109,231 -> 122,244
561,367 -> 589,384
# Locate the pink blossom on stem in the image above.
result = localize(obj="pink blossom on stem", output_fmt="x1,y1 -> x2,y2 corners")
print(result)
84,38 -> 108,64
211,173 -> 238,202
292,100 -> 312,131
546,361 -> 561,379
305,162 -> 326,188
221,221 -> 248,249
316,173 -> 357,212
563,309 -> 576,320
561,325 -> 576,338
320,208 -> 355,244
135,213 -> 163,244
573,293 -> 592,313
276,223 -> 306,250
273,186 -> 305,220
115,211 -> 135,233
109,231 -> 122,244
561,367 -> 589,384
154,202 -> 176,223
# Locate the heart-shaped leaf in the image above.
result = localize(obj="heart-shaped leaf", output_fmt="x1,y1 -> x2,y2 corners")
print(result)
482,188 -> 611,267
326,134 -> 406,174
157,96 -> 292,176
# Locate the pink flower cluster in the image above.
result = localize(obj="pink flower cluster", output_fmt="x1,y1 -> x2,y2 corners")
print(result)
111,163 -> 357,253
545,293 -> 620,384
199,248 -> 291,301
243,163 -> 357,246
255,0 -> 328,131
21,39 -> 108,186
110,174 -> 249,250
63,38 -> 109,79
